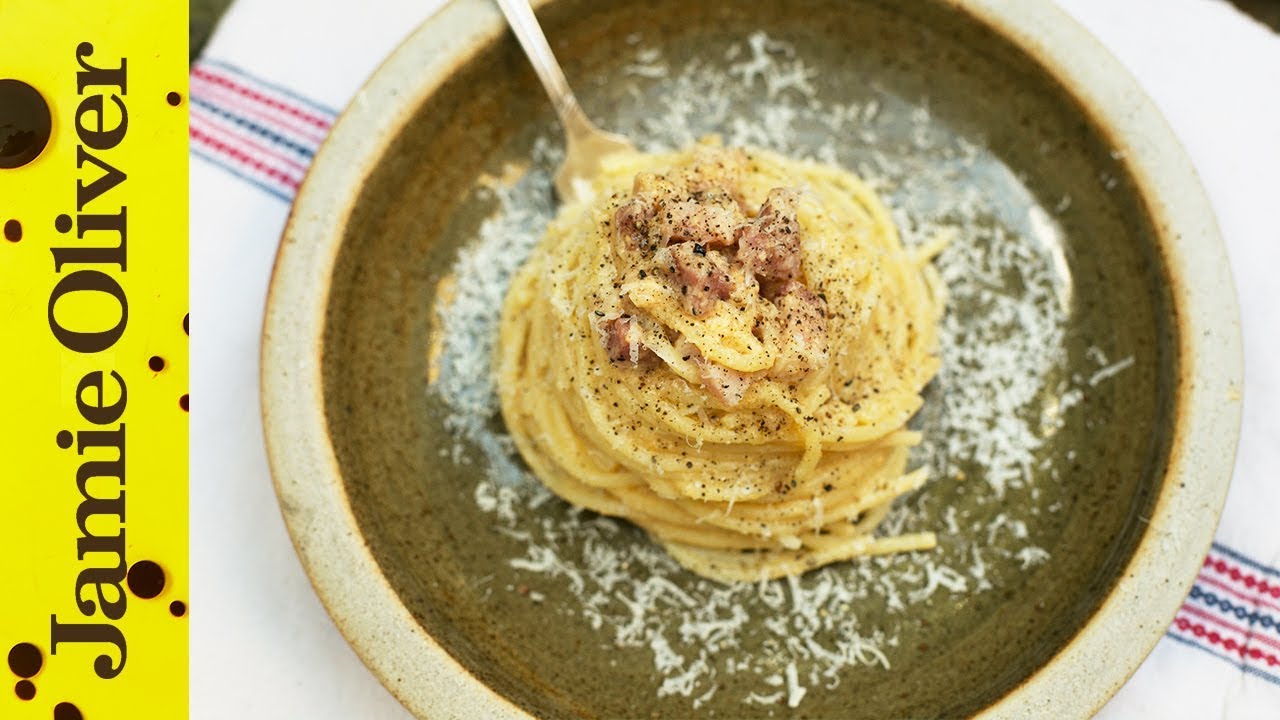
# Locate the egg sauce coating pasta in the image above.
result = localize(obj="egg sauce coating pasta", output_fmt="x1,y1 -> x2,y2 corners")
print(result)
498,140 -> 946,582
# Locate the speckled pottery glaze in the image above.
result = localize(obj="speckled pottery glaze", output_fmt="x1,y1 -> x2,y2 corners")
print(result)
261,0 -> 1242,717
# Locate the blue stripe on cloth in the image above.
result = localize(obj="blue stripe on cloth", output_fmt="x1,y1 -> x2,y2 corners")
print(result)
1213,542 -> 1280,580
1164,631 -> 1280,687
198,57 -> 341,117
1187,586 -> 1280,636
191,96 -> 319,160
191,147 -> 293,203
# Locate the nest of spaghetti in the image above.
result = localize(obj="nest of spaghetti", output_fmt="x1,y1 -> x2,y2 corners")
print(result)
499,140 -> 946,583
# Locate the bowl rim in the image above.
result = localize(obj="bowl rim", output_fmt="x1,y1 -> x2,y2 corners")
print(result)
260,0 -> 1243,717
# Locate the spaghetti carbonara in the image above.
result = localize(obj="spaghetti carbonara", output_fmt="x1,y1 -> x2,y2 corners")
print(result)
498,141 -> 946,582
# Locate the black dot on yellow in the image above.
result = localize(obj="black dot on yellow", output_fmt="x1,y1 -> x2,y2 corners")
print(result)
14,680 -> 34,700
169,600 -> 187,617
54,214 -> 72,233
0,79 -> 52,169
55,702 -> 84,720
166,91 -> 182,106
180,394 -> 189,412
7,643 -> 41,677
183,313 -> 189,335
149,356 -> 166,372
56,430 -> 73,449
126,560 -> 165,599
3,219 -> 20,242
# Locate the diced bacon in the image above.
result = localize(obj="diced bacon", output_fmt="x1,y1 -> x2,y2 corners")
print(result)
768,281 -> 829,380
599,315 -> 654,366
604,165 -> 827,388
658,243 -> 735,317
613,196 -> 655,255
737,188 -> 802,291
657,196 -> 743,246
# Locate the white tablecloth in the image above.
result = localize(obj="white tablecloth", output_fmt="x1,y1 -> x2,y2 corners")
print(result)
190,1 -> 1280,716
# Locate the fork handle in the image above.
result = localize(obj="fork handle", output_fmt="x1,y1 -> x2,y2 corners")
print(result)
494,0 -> 596,139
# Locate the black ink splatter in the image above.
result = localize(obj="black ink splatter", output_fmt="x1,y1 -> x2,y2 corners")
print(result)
126,560 -> 166,599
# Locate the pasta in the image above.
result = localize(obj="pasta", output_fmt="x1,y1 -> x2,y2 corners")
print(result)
497,140 -> 946,582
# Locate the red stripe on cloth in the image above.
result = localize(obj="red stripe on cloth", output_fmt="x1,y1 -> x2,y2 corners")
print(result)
1172,617 -> 1280,668
190,125 -> 301,191
190,72 -> 329,146
191,112 -> 310,175
1198,573 -> 1280,615
1179,603 -> 1280,654
191,65 -> 333,132
1205,554 -> 1280,599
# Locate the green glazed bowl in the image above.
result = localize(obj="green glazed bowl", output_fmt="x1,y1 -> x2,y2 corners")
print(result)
261,0 -> 1242,717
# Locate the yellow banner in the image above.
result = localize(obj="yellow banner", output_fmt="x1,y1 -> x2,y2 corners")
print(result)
0,2 -> 188,718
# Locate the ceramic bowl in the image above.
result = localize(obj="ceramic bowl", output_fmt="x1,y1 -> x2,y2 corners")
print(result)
261,0 -> 1242,716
